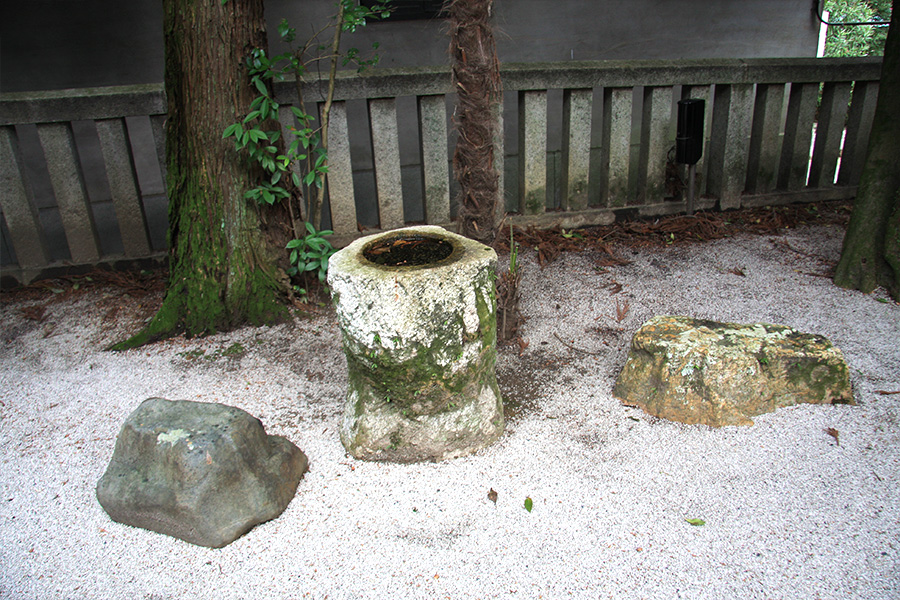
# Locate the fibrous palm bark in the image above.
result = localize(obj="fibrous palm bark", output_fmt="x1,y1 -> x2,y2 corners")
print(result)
447,0 -> 502,244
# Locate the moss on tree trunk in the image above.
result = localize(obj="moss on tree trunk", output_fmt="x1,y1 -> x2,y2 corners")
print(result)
834,2 -> 900,300
448,0 -> 502,244
110,0 -> 287,350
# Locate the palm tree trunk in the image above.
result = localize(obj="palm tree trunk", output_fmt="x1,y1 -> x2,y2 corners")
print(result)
447,0 -> 502,243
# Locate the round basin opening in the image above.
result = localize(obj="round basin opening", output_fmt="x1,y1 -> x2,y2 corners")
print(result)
363,235 -> 454,267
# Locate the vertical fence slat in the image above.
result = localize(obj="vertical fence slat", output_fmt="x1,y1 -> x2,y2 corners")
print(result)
518,90 -> 547,214
493,101 -> 506,225
746,83 -> 785,194
681,85 -> 711,197
778,82 -> 819,191
602,87 -> 633,208
638,86 -> 672,204
561,89 -> 592,211
36,122 -> 100,263
839,80 -> 879,186
707,83 -> 753,209
323,101 -> 358,236
368,98 -> 404,230
0,126 -> 50,268
417,95 -> 450,225
149,114 -> 167,188
808,81 -> 852,188
96,118 -> 151,256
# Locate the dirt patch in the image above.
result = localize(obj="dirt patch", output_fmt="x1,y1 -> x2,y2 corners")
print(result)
496,348 -> 572,421
494,199 -> 852,267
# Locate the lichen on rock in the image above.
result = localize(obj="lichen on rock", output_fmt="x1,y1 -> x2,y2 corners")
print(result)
613,315 -> 854,426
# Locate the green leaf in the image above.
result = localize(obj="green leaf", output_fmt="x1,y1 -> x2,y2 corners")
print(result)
685,518 -> 705,526
222,123 -> 241,138
291,172 -> 301,187
524,497 -> 533,512
254,77 -> 268,97
305,221 -> 316,235
248,129 -> 267,143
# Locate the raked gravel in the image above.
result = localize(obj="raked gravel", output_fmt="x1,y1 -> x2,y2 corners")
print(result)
1,223 -> 898,600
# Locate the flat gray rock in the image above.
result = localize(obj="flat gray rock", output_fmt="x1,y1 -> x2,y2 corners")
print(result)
614,316 -> 854,426
96,398 -> 308,548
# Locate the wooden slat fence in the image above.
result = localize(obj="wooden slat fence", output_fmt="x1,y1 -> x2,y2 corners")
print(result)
0,57 -> 883,286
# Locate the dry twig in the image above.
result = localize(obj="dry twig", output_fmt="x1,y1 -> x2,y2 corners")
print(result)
553,332 -> 604,356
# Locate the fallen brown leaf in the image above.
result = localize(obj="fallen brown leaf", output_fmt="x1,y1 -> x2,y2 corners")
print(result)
825,427 -> 840,446
516,337 -> 529,355
20,305 -> 47,322
616,298 -> 630,322
488,488 -> 498,504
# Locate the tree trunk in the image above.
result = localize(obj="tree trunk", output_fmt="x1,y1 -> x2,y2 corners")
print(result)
448,0 -> 502,244
111,0 -> 287,349
834,1 -> 900,300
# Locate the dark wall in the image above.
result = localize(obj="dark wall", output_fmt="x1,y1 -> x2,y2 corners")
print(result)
1,0 -> 165,92
1,0 -> 819,93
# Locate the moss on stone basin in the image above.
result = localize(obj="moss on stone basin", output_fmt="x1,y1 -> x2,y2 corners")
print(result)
327,226 -> 504,462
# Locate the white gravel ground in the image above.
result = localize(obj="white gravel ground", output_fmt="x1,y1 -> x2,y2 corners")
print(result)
1,222 -> 898,600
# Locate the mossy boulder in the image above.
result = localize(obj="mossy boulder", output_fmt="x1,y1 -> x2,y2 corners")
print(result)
327,226 -> 504,462
613,316 -> 853,426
